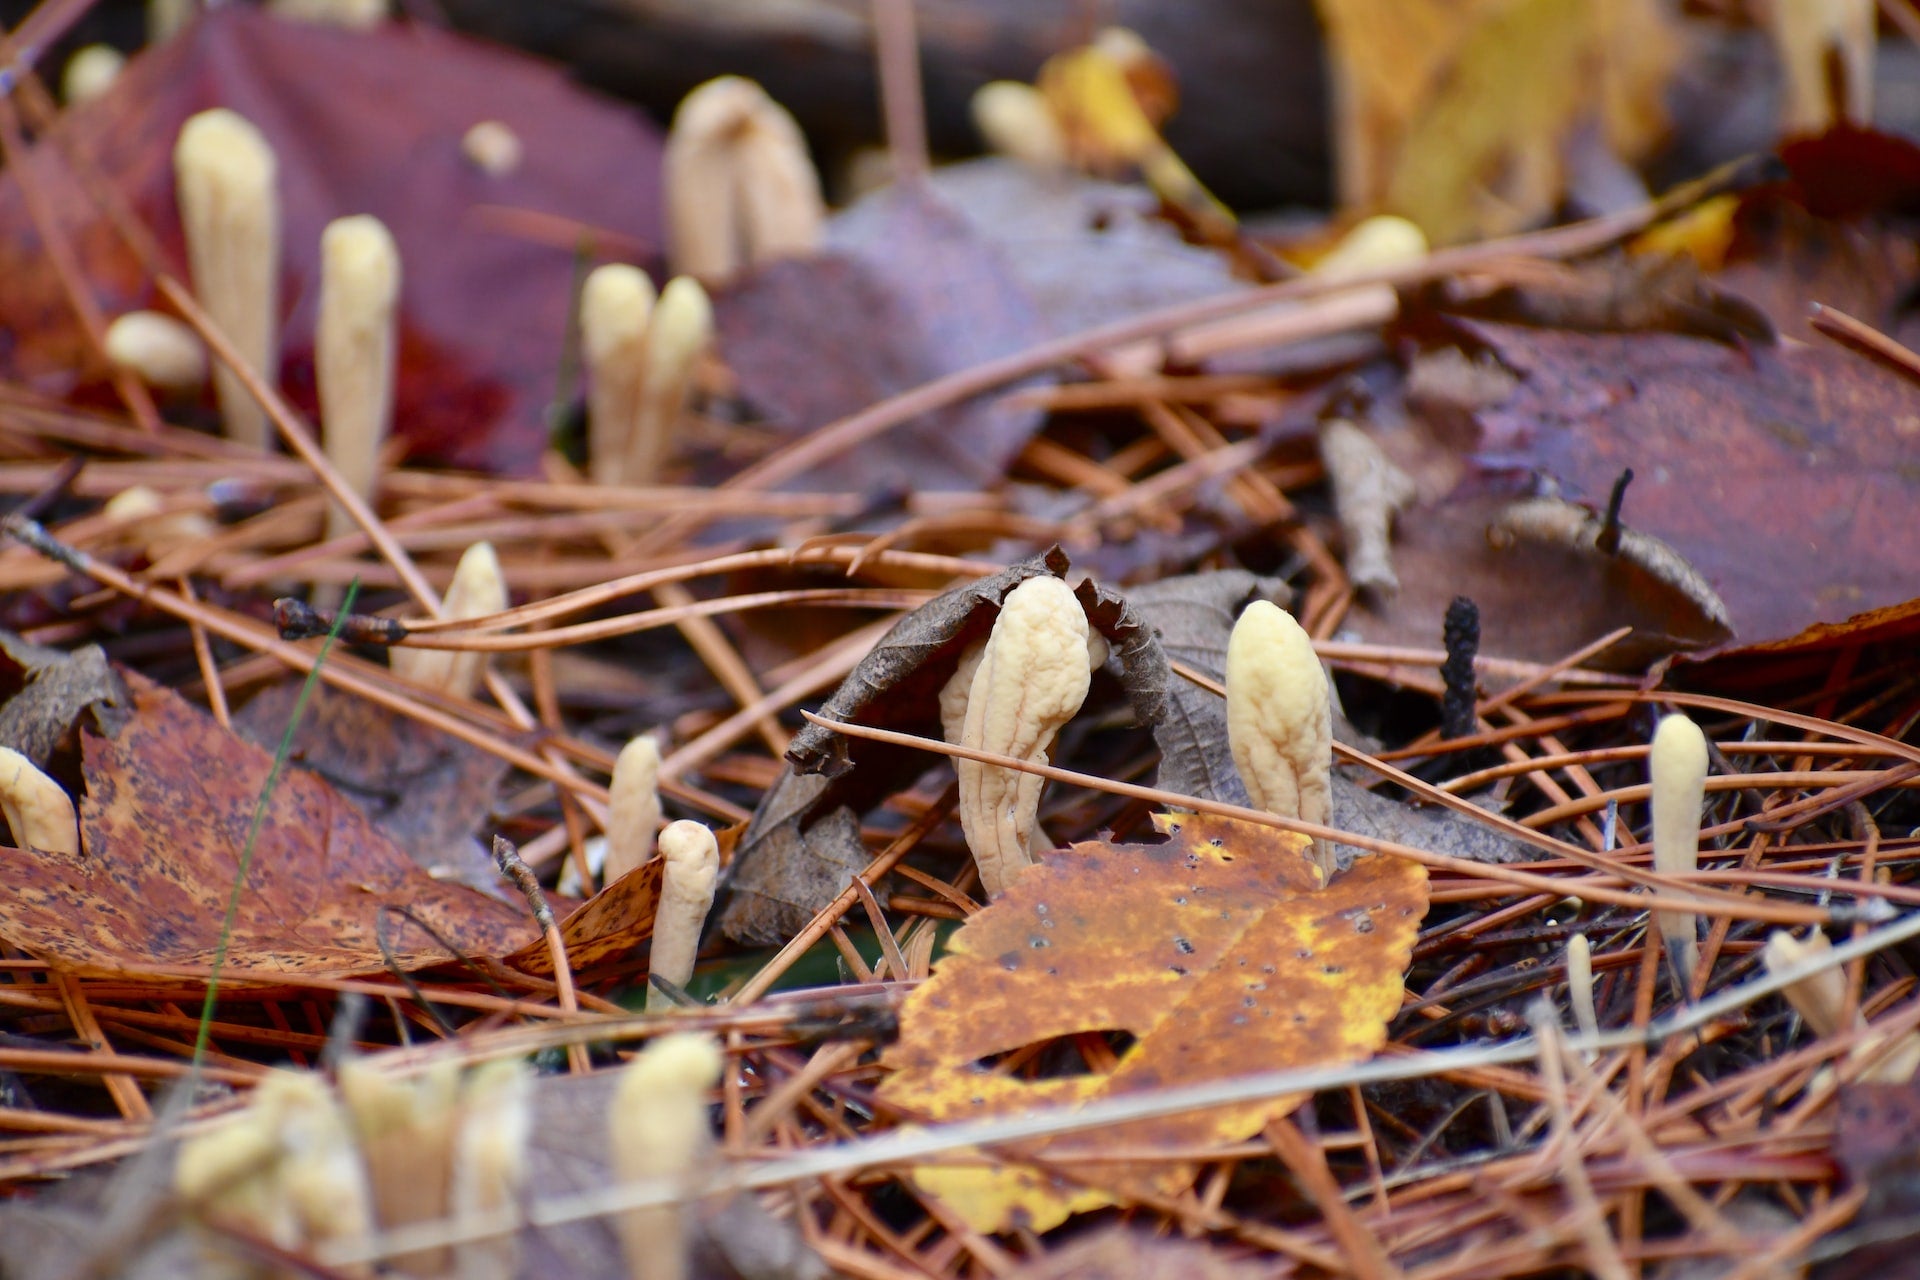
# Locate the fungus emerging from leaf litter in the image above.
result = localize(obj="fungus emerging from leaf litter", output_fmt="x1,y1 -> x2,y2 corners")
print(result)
1649,713 -> 1707,983
1225,600 -> 1333,876
611,1032 -> 724,1280
663,76 -> 824,282
955,575 -> 1092,896
317,214 -> 400,545
648,820 -> 719,1013
174,108 -> 281,450
0,746 -> 79,858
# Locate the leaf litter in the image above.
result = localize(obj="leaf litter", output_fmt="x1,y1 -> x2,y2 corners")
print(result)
0,4 -> 1918,1278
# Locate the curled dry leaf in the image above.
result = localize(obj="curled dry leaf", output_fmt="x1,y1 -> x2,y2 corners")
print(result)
723,549 -> 1169,943
879,811 -> 1428,1233
0,680 -> 531,977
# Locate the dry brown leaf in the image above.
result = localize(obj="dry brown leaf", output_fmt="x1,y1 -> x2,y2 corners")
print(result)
0,680 -> 531,977
1360,319 -> 1920,660
504,856 -> 665,978
878,811 -> 1428,1232
233,682 -> 514,895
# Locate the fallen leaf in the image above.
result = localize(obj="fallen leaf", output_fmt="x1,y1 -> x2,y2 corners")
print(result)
1828,1078 -> 1920,1280
877,159 -> 1245,343
0,632 -> 127,767
504,856 -> 665,977
0,680 -> 531,977
233,682 -> 512,895
714,183 -> 1049,493
1316,0 -> 1675,243
1364,319 -> 1920,657
879,811 -> 1427,1232
1129,570 -> 1531,864
0,8 -> 664,473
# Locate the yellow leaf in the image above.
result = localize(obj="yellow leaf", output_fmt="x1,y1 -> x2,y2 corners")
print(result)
1318,0 -> 1676,244
878,812 -> 1429,1233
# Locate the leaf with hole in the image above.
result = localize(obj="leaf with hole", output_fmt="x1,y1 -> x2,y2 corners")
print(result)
877,811 -> 1428,1233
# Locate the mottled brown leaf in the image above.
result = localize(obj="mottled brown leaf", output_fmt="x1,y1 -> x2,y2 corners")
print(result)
504,856 -> 665,977
0,681 -> 531,977
0,8 -> 663,473
234,683 -> 512,895
879,812 -> 1428,1232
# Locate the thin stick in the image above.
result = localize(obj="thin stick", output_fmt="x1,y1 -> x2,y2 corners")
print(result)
872,0 -> 929,186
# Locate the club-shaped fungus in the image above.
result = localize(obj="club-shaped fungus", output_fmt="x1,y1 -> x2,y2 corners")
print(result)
611,1032 -> 724,1280
647,821 -> 720,1013
1649,713 -> 1707,982
389,541 -> 506,699
955,576 -> 1091,896
0,747 -> 79,858
174,108 -> 280,450
580,264 -> 656,487
604,733 -> 662,887
316,215 -> 400,546
1225,600 -> 1333,876
104,311 -> 209,396
663,76 -> 824,281
625,276 -> 712,487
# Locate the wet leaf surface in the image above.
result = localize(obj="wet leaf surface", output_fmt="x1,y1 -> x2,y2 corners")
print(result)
0,680 -> 531,977
879,811 -> 1427,1232
0,7 -> 664,473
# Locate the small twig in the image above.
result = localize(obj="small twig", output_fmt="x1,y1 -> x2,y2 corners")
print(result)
493,835 -> 589,1073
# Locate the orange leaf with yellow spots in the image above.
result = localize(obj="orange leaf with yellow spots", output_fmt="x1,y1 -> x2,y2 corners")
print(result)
878,811 -> 1428,1233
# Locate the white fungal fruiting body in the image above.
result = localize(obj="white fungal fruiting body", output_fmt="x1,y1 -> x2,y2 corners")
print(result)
611,1033 -> 724,1280
340,1060 -> 461,1275
175,1070 -> 374,1274
1225,600 -> 1333,874
956,576 -> 1092,896
450,1059 -> 533,1280
174,109 -> 280,450
0,746 -> 79,857
102,484 -> 216,559
1650,713 -> 1708,980
389,542 -> 506,699
604,733 -> 662,887
647,820 -> 720,1013
580,264 -> 656,487
664,76 -> 824,281
970,81 -> 1068,167
317,215 -> 400,545
627,275 -> 712,486
462,120 -> 523,176
104,311 -> 209,394
1765,929 -> 1920,1083
62,44 -> 124,105
1566,932 -> 1600,1051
